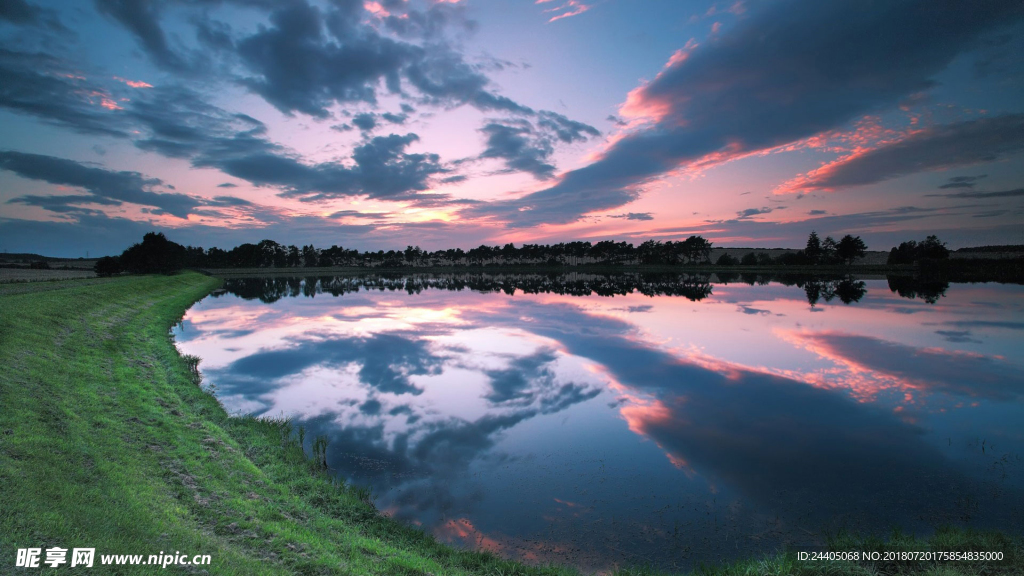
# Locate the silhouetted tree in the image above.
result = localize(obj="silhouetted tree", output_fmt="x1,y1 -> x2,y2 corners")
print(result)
119,232 -> 187,274
836,235 -> 867,265
822,236 -> 838,263
805,231 -> 823,263
302,245 -> 319,267
94,256 -> 122,277
287,245 -> 301,267
680,235 -> 713,264
888,235 -> 950,265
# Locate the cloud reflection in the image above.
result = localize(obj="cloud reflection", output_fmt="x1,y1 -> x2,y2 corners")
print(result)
176,276 -> 1024,570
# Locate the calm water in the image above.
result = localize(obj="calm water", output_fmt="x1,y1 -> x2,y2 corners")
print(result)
173,273 -> 1024,572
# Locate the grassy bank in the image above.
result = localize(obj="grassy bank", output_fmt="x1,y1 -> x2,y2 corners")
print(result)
1,273 -> 1020,575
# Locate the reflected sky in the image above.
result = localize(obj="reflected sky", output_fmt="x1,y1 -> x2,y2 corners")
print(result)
174,275 -> 1024,572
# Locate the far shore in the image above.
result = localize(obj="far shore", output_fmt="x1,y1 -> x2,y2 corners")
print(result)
3,245 -> 1022,283
198,263 -> 902,279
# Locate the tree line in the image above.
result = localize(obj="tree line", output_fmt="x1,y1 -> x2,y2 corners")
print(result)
96,230 -> 919,276
98,233 -> 718,275
714,232 -> 868,266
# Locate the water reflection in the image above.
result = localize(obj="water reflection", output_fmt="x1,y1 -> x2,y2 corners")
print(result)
175,274 -> 1024,572
887,275 -> 949,304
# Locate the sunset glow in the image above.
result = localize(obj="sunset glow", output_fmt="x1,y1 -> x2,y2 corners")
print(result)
1,0 -> 1021,256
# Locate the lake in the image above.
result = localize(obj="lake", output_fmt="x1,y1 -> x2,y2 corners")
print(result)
173,272 -> 1024,572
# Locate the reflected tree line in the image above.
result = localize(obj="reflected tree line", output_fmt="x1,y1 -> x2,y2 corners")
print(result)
220,273 -> 716,302
216,272 -> 947,306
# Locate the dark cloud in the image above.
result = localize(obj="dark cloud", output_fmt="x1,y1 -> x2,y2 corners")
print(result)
0,151 -> 202,218
606,114 -> 627,127
0,0 -> 38,23
736,207 -> 773,219
192,17 -> 235,51
230,0 -> 527,118
808,209 -> 827,215
0,67 -> 457,205
94,0 -> 189,71
328,210 -> 389,220
479,114 -> 599,180
789,115 -> 1024,191
127,86 -> 275,161
0,49 -> 129,137
382,1 -> 477,40
93,0 -> 284,73
536,111 -> 600,144
934,330 -> 982,344
0,2 -> 592,210
7,194 -> 119,217
205,195 -> 252,207
352,112 -> 377,131
90,0 -> 534,123
929,187 -> 1024,199
404,48 -> 532,114
0,0 -> 59,27
609,212 -> 654,221
0,0 -> 65,30
124,87 -> 451,203
938,174 -> 987,189
479,119 -> 555,179
474,0 -> 1024,226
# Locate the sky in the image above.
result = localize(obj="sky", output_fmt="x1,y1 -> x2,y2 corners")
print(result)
1,0 -> 1023,257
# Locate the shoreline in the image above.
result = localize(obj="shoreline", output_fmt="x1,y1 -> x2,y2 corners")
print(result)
200,264 -> 903,281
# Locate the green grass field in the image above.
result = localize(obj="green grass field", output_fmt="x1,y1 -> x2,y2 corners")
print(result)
1,273 -> 1020,575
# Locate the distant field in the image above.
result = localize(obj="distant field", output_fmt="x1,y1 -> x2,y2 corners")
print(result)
951,250 -> 1024,260
0,268 -> 97,283
0,255 -> 98,269
709,248 -> 891,266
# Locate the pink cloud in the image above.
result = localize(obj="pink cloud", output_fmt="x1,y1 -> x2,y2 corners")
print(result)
774,115 -> 1024,194
113,76 -> 153,89
541,0 -> 591,23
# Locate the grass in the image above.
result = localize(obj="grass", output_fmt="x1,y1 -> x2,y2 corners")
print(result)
0,272 -> 1020,575
0,267 -> 96,283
